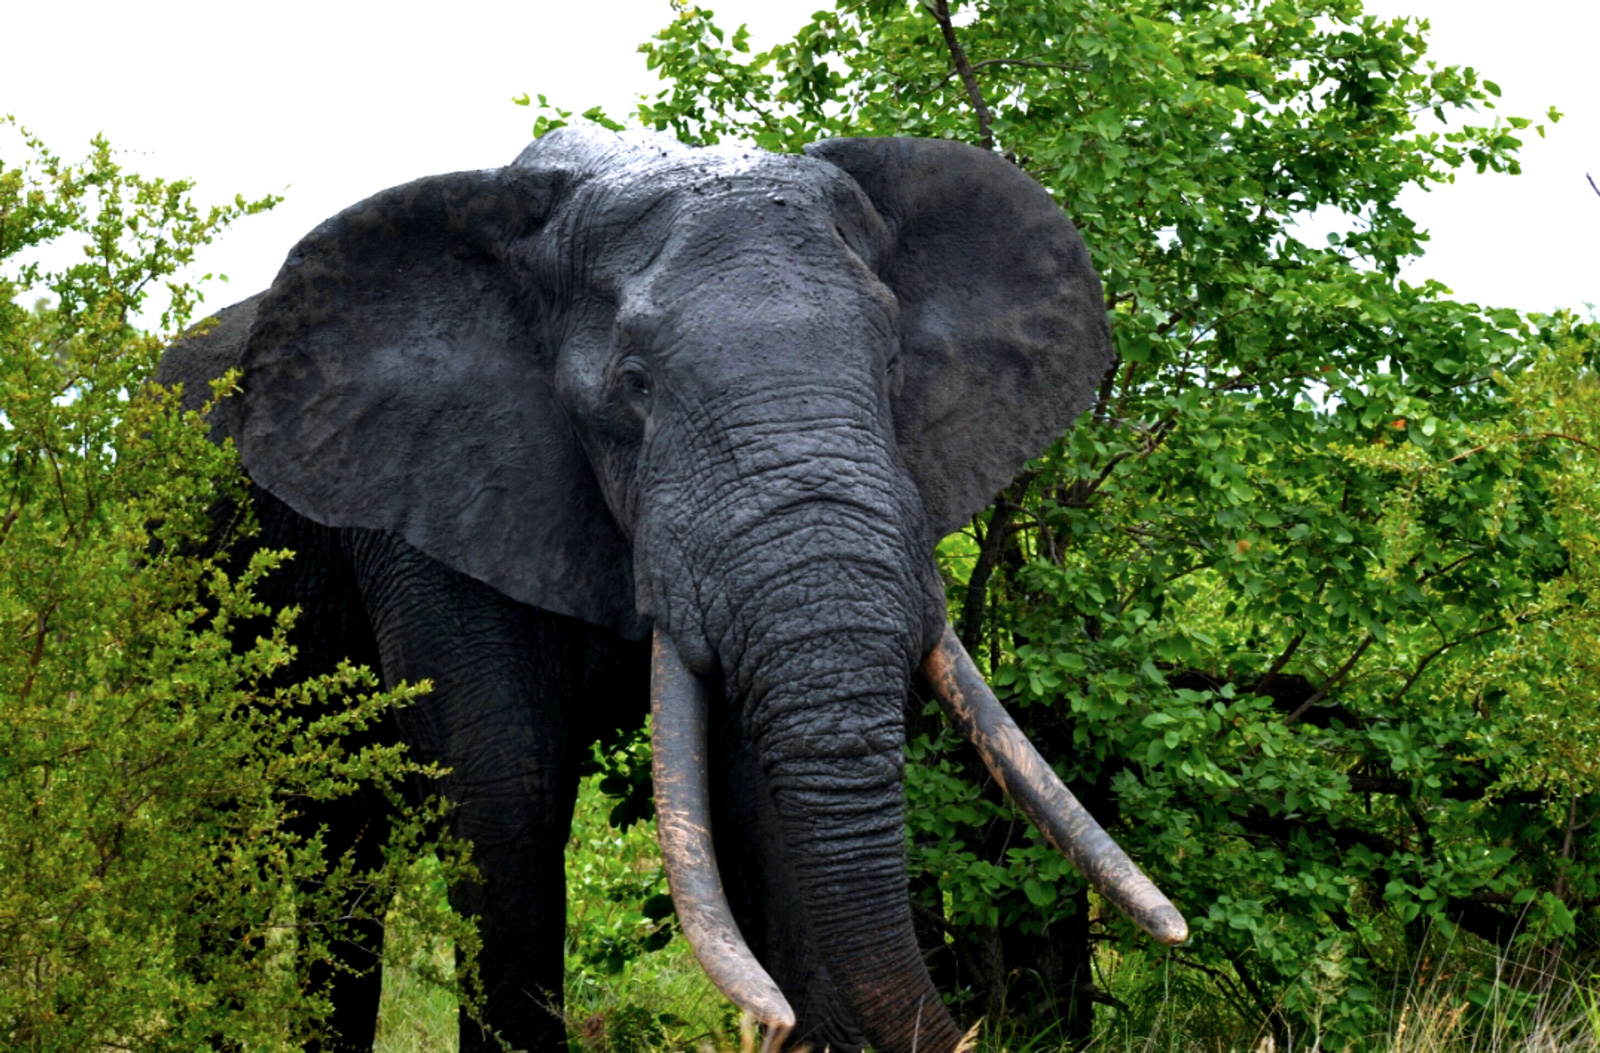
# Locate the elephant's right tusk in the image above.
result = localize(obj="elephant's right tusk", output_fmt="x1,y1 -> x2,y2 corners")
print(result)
922,624 -> 1189,945
650,628 -> 797,1041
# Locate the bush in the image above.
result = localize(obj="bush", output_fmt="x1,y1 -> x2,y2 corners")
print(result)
0,121 -> 471,1052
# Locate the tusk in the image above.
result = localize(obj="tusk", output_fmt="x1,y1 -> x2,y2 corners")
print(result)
651,628 -> 797,1039
921,624 -> 1189,945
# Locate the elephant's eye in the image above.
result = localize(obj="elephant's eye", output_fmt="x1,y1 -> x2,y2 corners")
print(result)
618,362 -> 652,401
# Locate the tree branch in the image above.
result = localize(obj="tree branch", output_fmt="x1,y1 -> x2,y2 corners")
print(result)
1092,353 -> 1119,426
1239,807 -> 1526,949
1386,622 -> 1504,706
1417,551 -> 1474,585
19,606 -> 53,704
958,472 -> 1035,655
1555,794 -> 1579,903
926,0 -> 995,149
1254,631 -> 1306,697
1345,774 -> 1509,801
971,57 -> 1092,76
1075,983 -> 1130,1012
1283,633 -> 1374,727
1445,896 -> 1525,949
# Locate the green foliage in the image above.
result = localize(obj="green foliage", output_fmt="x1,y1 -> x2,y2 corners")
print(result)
532,1 -> 1600,1045
0,121 -> 477,1051
563,757 -> 741,1053
568,737 -> 678,980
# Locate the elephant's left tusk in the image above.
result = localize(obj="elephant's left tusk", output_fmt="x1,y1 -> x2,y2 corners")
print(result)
921,623 -> 1189,945
650,628 -> 797,1041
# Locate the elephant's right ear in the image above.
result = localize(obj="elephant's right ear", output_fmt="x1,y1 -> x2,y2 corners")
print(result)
232,166 -> 647,639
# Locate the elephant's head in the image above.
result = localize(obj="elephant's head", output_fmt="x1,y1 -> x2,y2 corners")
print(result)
227,128 -> 1183,1053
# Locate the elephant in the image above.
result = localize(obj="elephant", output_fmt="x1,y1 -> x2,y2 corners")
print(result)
159,128 -> 1186,1053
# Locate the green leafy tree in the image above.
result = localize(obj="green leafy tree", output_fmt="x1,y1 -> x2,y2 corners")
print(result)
528,0 -> 1599,1046
0,122 -> 475,1052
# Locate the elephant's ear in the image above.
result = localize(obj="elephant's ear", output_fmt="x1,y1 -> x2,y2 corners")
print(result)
233,165 -> 647,639
804,137 -> 1114,539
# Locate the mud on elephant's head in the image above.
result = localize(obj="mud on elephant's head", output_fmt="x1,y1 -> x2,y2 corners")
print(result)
225,128 -> 1184,1053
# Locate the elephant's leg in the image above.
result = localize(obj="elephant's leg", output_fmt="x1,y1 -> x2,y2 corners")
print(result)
243,491 -> 392,1052
342,530 -> 588,1053
296,783 -> 393,1053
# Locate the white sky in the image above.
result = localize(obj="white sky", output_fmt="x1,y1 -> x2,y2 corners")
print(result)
3,0 -> 1594,321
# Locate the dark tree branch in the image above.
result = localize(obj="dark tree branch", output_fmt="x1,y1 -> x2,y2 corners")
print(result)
1254,631 -> 1306,698
958,472 -> 1036,655
926,0 -> 995,149
1074,984 -> 1129,1012
972,57 -> 1092,76
1555,794 -> 1580,903
19,606 -> 52,704
1283,634 -> 1374,727
1224,948 -> 1288,1043
1170,955 -> 1257,1022
1345,774 -> 1514,802
1240,807 -> 1402,859
1417,551 -> 1474,585
1061,451 -> 1133,509
1092,353 -> 1119,426
1236,806 -> 1526,949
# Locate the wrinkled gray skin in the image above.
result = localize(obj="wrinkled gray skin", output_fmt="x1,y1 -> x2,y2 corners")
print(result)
162,129 -> 1112,1053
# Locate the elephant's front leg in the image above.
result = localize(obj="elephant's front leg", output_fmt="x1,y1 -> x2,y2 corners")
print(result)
343,531 -> 588,1053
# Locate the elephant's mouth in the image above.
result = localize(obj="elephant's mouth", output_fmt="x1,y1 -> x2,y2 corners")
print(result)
648,621 -> 1188,1047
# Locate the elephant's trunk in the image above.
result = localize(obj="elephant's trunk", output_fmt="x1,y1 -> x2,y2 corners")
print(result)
637,388 -> 960,1051
709,539 -> 959,1052
751,661 -> 964,1053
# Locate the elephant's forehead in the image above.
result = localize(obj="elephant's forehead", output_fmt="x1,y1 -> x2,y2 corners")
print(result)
520,128 -> 855,227
516,125 -> 830,189
563,167 -> 872,293
608,154 -> 842,214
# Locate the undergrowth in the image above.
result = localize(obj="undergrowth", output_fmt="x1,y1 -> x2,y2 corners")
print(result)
373,773 -> 1600,1052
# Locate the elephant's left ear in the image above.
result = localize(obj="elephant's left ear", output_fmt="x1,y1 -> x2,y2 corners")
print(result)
805,137 -> 1114,539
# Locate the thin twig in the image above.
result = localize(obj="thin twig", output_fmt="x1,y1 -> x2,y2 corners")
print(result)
1171,954 -> 1256,1022
1417,551 -> 1474,584
924,56 -> 1092,93
1385,622 -> 1504,706
1091,353 -> 1120,426
18,606 -> 53,704
1554,794 -> 1578,903
972,57 -> 1091,76
1060,451 -> 1133,507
